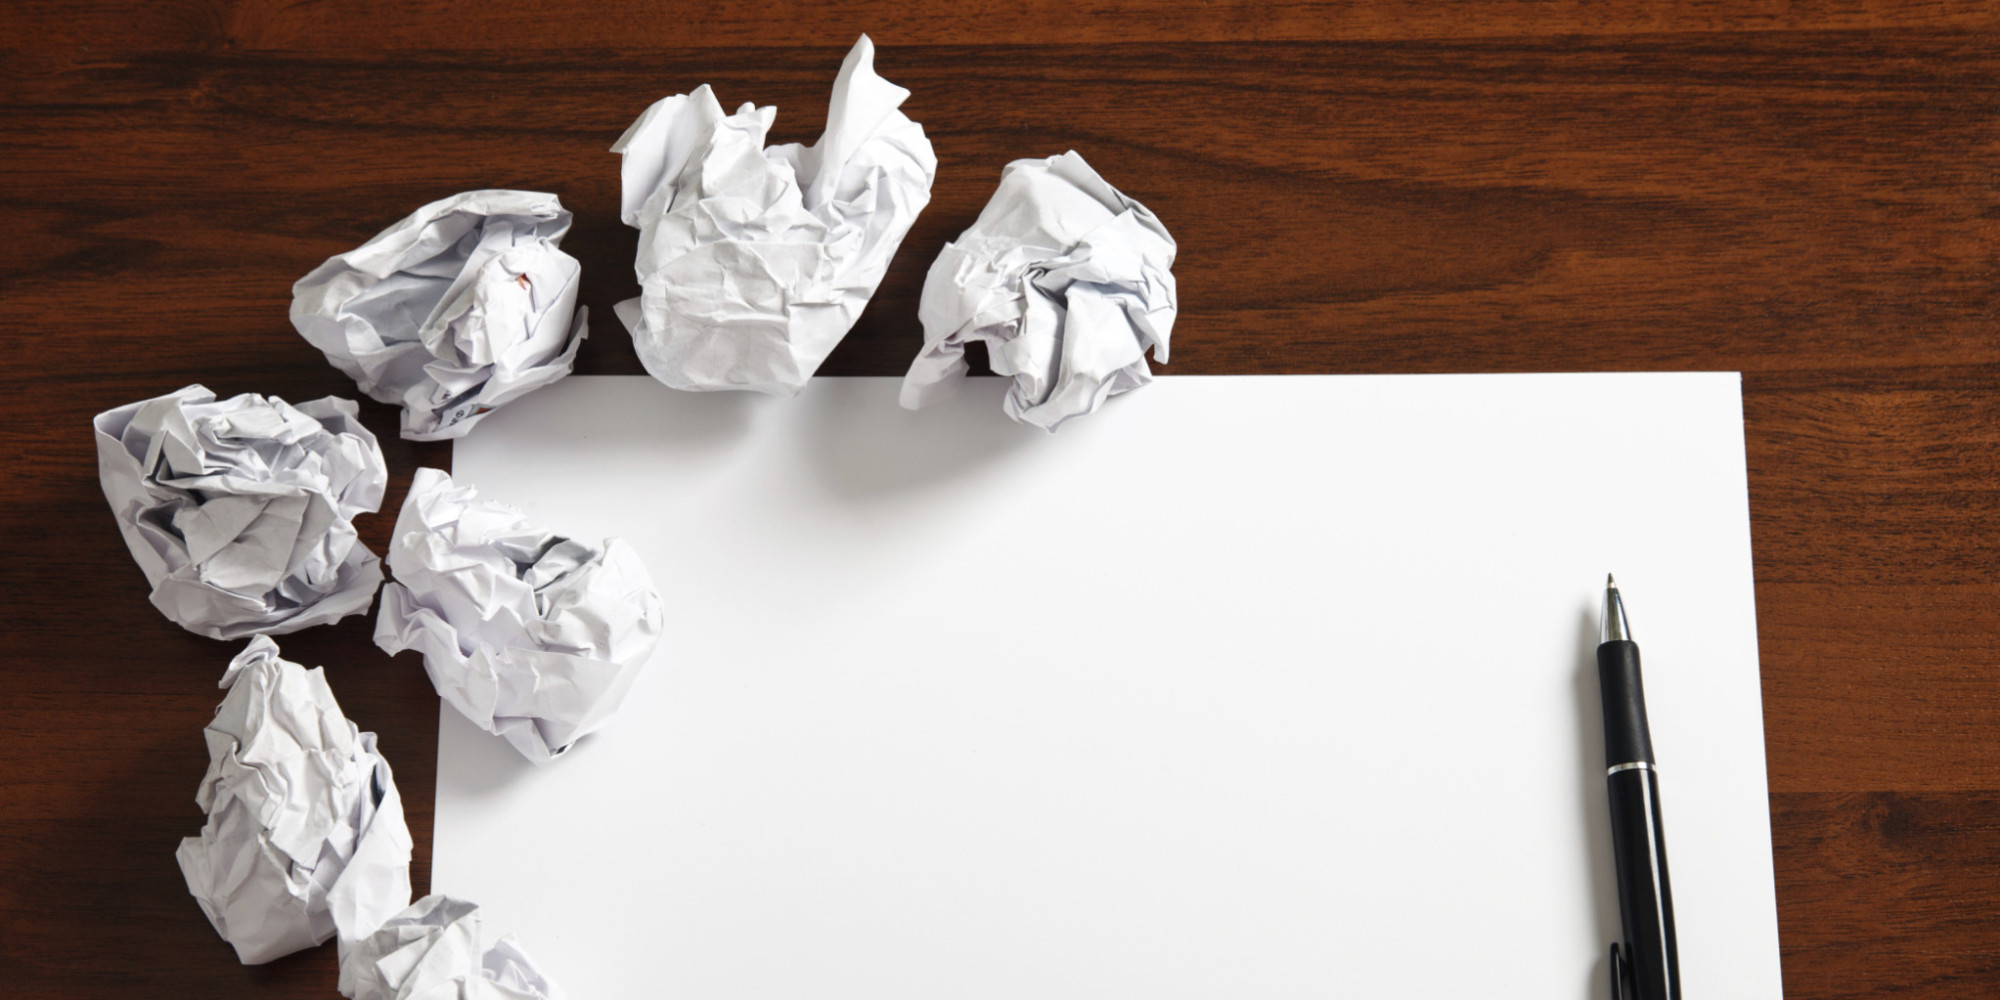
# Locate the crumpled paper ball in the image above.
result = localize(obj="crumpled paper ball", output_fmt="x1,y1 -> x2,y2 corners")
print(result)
375,468 -> 665,763
339,895 -> 566,1000
611,33 -> 935,394
93,384 -> 387,639
291,190 -> 588,441
901,151 -> 1178,431
177,635 -> 413,965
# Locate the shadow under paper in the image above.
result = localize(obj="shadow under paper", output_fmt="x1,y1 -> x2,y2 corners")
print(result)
799,376 -> 1037,501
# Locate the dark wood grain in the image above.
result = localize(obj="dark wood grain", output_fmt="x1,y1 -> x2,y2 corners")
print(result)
2,3 -> 1995,996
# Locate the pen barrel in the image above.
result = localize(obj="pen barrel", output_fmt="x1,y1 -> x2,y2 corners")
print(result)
1597,640 -> 1654,768
1607,767 -> 1680,1000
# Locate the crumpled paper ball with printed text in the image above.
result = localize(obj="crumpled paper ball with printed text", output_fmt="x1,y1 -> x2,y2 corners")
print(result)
93,384 -> 387,640
292,190 -> 588,441
902,151 -> 1177,431
339,895 -> 566,1000
612,34 -> 935,394
375,468 -> 665,763
177,635 -> 413,965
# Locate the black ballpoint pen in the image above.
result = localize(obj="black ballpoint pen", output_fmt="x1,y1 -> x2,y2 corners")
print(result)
1599,575 -> 1680,1000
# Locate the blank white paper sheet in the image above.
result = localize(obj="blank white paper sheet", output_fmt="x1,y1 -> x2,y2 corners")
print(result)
438,373 -> 1782,999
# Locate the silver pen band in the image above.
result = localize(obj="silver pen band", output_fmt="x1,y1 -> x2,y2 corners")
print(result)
1606,761 -> 1655,777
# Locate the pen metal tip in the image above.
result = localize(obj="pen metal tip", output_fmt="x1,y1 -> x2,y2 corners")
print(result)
1600,574 -> 1632,644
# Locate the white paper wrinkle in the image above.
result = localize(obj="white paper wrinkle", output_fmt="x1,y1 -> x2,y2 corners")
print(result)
375,468 -> 665,763
93,384 -> 388,639
901,151 -> 1177,431
612,34 -> 935,394
339,895 -> 566,1000
177,636 -> 413,965
292,190 -> 588,441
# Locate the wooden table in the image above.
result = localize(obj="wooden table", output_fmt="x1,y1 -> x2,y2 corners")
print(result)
3,3 -> 1993,996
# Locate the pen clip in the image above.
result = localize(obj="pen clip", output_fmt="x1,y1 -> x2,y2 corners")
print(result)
1609,943 -> 1631,1000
